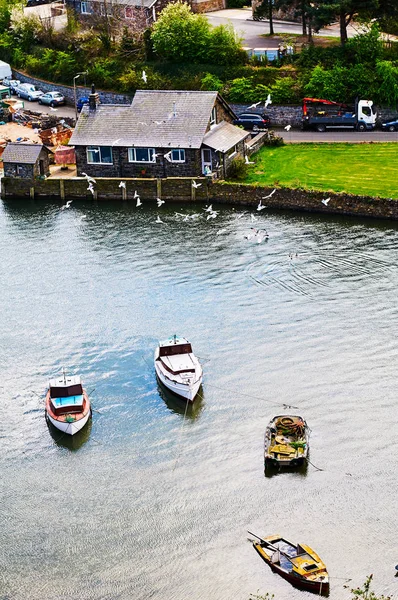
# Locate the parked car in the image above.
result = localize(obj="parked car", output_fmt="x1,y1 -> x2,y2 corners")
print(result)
3,78 -> 20,94
233,112 -> 271,130
15,83 -> 44,101
77,96 -> 89,113
381,117 -> 398,132
38,91 -> 65,107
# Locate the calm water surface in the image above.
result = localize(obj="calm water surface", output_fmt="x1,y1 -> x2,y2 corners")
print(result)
1,199 -> 397,600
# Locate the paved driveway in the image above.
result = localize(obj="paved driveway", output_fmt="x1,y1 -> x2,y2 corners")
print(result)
205,8 -> 362,48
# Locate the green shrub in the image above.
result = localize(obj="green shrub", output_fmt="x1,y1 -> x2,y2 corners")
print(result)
228,156 -> 249,180
200,73 -> 224,92
263,131 -> 284,147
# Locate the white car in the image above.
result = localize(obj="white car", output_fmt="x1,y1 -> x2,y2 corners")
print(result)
15,83 -> 44,101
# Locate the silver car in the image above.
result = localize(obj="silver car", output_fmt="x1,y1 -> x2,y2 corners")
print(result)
38,91 -> 65,107
15,83 -> 44,101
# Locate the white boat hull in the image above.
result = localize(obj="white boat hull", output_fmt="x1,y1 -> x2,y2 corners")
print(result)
46,410 -> 91,436
155,362 -> 202,402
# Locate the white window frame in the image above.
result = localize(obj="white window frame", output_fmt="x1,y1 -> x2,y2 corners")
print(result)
228,145 -> 237,158
170,149 -> 185,163
210,106 -> 217,127
128,147 -> 156,163
81,1 -> 93,14
86,146 -> 113,165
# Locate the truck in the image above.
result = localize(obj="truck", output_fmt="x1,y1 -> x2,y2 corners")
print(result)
302,97 -> 377,132
0,60 -> 12,81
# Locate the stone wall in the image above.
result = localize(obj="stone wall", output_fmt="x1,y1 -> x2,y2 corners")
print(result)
3,176 -> 398,221
191,0 -> 225,13
12,69 -> 133,106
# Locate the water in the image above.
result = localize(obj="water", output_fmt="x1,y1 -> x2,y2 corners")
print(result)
1,199 -> 397,600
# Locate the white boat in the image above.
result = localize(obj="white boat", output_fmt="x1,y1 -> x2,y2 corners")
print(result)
45,374 -> 91,436
154,336 -> 203,402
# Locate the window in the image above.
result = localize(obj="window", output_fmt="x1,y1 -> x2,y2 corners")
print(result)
210,106 -> 217,126
125,6 -> 133,18
170,149 -> 185,163
128,148 -> 156,163
81,1 -> 93,13
228,145 -> 237,158
87,146 -> 113,164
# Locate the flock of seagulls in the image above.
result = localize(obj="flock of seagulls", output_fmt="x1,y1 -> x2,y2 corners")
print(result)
249,94 -> 272,110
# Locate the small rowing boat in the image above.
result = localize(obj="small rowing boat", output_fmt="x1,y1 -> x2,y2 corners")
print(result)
154,335 -> 202,402
45,373 -> 91,436
264,415 -> 309,469
249,532 -> 329,595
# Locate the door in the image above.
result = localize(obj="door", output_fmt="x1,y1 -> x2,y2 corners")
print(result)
201,148 -> 212,175
39,159 -> 45,176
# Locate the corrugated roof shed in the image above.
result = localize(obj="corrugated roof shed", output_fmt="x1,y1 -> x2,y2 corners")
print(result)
2,143 -> 44,164
203,121 -> 249,152
70,90 -> 221,149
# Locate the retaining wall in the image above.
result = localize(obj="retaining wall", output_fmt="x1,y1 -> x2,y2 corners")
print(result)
3,176 -> 398,220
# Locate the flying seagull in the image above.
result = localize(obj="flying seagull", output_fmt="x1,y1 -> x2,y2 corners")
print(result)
322,197 -> 330,206
204,205 -> 213,212
142,70 -> 147,84
81,173 -> 96,185
133,190 -> 139,199
155,215 -> 165,224
262,189 -> 276,199
264,94 -> 272,109
136,197 -> 142,207
245,156 -> 255,165
248,101 -> 261,109
119,181 -> 126,189
87,183 -> 95,196
257,200 -> 267,211
157,198 -> 165,207
60,200 -> 73,210
164,151 -> 172,162
192,181 -> 202,189
284,124 -> 292,131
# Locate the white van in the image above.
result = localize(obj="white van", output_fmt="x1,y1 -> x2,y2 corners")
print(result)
0,61 -> 12,81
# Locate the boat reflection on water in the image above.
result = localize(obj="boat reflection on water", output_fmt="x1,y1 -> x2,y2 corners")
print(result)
156,379 -> 204,420
264,457 -> 309,479
46,417 -> 93,451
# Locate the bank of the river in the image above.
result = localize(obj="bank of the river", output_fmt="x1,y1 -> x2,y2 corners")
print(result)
3,173 -> 398,221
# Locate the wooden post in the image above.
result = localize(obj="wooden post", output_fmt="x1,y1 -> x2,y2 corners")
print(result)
121,185 -> 127,201
59,179 -> 65,201
191,179 -> 195,202
30,186 -> 35,200
157,178 -> 161,200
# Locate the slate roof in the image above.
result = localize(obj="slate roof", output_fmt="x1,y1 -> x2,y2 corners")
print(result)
2,143 -> 46,164
70,90 -> 231,150
202,121 -> 249,152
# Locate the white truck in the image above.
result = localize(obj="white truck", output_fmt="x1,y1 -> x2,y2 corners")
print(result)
0,61 -> 12,81
302,97 -> 377,132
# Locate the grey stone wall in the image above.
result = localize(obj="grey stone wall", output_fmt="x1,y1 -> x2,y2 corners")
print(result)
4,163 -> 34,178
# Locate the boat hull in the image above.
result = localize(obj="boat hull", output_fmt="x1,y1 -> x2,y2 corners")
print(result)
155,364 -> 201,402
45,391 -> 91,436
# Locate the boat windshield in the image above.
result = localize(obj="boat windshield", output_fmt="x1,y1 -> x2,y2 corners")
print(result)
50,383 -> 83,398
159,344 -> 192,357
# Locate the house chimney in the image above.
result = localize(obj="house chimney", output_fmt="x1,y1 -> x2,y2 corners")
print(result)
172,101 -> 177,117
89,83 -> 100,111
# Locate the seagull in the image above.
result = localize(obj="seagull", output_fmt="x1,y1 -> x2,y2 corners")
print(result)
142,70 -> 147,84
264,94 -> 272,108
119,181 -> 126,189
262,189 -> 276,199
216,228 -> 227,235
235,212 -> 245,219
136,197 -> 142,207
60,199 -> 73,210
251,213 -> 258,222
50,107 -> 58,112
112,138 -> 122,146
154,121 -> 163,125
206,211 -> 218,220
80,215 -> 87,219
81,173 -> 96,185
157,198 -> 165,207
133,190 -> 139,199
155,215 -> 165,224
257,229 -> 268,243
203,205 -> 213,212
284,124 -> 292,131
87,183 -> 95,196
164,151 -> 172,162
192,181 -> 202,188
257,200 -> 267,211
245,156 -> 254,165
248,101 -> 261,109
244,228 -> 258,240
322,197 -> 330,206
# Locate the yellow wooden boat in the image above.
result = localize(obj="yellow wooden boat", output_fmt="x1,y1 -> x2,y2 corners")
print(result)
249,532 -> 329,595
264,415 -> 309,469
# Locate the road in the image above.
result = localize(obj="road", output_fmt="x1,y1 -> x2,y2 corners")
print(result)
205,8 -> 361,48
16,97 -> 76,119
276,128 -> 398,143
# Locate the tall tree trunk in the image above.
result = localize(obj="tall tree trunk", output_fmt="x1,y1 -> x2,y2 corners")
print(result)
301,0 -> 307,35
339,7 -> 348,45
269,0 -> 274,35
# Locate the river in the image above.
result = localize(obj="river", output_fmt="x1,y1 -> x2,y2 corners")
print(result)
1,199 -> 397,600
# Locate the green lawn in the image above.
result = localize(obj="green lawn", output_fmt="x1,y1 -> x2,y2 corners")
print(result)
244,143 -> 398,199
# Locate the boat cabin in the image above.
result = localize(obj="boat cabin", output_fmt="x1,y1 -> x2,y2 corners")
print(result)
158,337 -> 192,357
48,375 -> 85,416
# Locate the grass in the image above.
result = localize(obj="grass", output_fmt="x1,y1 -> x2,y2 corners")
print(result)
243,143 -> 398,199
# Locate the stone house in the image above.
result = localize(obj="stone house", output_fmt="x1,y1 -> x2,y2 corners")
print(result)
69,88 -> 250,179
2,143 -> 53,178
65,0 -> 224,25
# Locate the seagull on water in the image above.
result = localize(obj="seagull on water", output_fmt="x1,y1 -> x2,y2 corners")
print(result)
136,197 -> 142,207
322,197 -> 330,206
204,205 -> 213,212
244,228 -> 258,240
60,200 -> 73,210
119,181 -> 126,189
216,228 -> 227,235
206,211 -> 218,220
263,189 -> 276,199
245,156 -> 254,165
142,70 -> 147,84
257,200 -> 267,211
251,213 -> 258,223
157,198 -> 165,207
192,180 -> 202,189
155,215 -> 165,224
81,172 -> 96,185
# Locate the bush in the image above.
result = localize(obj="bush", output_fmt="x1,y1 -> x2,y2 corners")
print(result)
228,155 -> 249,180
263,131 -> 284,146
200,73 -> 224,92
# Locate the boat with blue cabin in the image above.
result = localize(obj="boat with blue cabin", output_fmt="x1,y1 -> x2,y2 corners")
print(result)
45,374 -> 91,436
